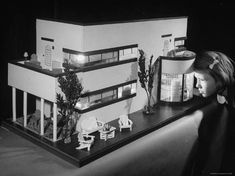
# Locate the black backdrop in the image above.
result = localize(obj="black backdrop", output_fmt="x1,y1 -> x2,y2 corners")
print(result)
1,0 -> 235,120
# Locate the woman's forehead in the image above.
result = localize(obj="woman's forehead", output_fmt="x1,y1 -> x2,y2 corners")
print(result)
194,70 -> 210,78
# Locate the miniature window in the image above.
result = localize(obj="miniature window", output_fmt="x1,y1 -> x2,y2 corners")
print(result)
89,94 -> 102,105
124,48 -> 132,55
122,84 -> 132,97
119,46 -> 138,61
102,51 -> 118,63
76,97 -> 89,110
102,90 -> 115,103
131,83 -> 137,94
118,87 -> 123,98
88,54 -> 102,63
118,84 -> 133,98
76,82 -> 136,112
160,73 -> 183,102
183,72 -> 194,101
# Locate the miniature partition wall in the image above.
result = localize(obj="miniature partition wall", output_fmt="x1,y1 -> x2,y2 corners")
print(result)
8,17 -> 188,142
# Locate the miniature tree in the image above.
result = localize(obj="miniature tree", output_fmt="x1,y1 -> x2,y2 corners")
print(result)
56,61 -> 83,143
138,49 -> 155,114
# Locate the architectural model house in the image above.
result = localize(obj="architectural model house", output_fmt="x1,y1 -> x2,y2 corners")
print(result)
8,17 -> 188,142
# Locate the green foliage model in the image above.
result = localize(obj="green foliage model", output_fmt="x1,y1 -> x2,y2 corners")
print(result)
138,50 -> 155,111
56,61 -> 83,139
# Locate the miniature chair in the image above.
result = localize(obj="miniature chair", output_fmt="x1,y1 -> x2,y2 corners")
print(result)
118,115 -> 133,132
76,116 -> 104,151
76,132 -> 95,151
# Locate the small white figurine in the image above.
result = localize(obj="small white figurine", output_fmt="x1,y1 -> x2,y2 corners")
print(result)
76,132 -> 95,151
24,52 -> 29,60
118,114 -> 133,132
99,123 -> 116,141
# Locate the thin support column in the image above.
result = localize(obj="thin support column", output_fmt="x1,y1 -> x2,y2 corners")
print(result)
53,103 -> 57,142
23,92 -> 27,127
40,98 -> 44,136
12,87 -> 16,122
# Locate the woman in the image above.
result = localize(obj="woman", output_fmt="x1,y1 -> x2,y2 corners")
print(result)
193,51 -> 235,174
194,51 -> 235,105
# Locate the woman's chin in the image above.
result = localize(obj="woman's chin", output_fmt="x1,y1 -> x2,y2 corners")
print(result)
201,93 -> 207,97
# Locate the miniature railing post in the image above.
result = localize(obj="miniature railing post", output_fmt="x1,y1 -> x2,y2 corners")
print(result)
12,87 -> 16,122
40,98 -> 44,135
53,103 -> 57,142
23,91 -> 27,127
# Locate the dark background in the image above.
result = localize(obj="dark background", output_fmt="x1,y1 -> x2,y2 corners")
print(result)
1,0 -> 235,119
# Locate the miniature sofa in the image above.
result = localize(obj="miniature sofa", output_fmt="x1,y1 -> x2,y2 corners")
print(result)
71,97 -> 228,176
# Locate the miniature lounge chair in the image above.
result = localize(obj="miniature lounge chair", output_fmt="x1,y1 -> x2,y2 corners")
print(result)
118,115 -> 133,132
76,132 -> 95,151
76,116 -> 104,151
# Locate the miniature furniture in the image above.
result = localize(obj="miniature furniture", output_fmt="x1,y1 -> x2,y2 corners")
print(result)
75,116 -> 104,151
76,132 -> 95,151
99,124 -> 116,141
118,114 -> 133,132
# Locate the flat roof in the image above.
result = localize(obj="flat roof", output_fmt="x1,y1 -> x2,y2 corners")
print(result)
38,16 -> 188,26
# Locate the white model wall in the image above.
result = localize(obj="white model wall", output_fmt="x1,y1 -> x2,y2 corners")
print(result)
36,19 -> 84,67
83,18 -> 187,59
8,63 -> 57,102
77,62 -> 137,92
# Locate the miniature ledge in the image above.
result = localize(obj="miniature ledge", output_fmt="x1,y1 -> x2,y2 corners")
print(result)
10,57 -> 137,77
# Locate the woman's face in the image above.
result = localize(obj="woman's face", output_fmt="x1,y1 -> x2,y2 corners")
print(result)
194,70 -> 218,97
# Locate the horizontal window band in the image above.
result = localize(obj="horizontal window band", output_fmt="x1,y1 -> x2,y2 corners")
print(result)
81,80 -> 137,97
76,93 -> 136,114
159,54 -> 195,61
174,36 -> 187,41
62,58 -> 137,74
10,58 -> 137,78
41,37 -> 54,42
175,47 -> 186,52
63,44 -> 138,55
161,34 -> 172,38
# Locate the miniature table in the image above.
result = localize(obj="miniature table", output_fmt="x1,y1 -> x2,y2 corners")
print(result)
99,127 -> 116,141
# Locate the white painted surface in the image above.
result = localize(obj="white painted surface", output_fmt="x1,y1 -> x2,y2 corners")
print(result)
83,18 -> 187,59
53,103 -> 57,142
12,87 -> 16,122
8,63 -> 57,102
36,19 -> 84,67
40,98 -> 44,136
77,62 -> 138,92
23,92 -> 27,127
161,58 -> 195,74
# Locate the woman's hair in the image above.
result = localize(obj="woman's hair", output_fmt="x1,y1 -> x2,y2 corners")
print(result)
194,51 -> 235,107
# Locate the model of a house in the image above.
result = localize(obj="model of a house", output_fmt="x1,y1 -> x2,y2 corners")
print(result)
8,17 -> 188,141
